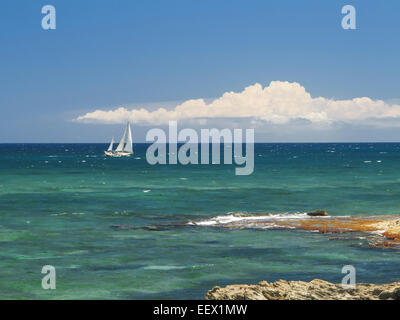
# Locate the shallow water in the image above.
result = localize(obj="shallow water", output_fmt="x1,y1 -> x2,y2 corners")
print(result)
0,143 -> 400,299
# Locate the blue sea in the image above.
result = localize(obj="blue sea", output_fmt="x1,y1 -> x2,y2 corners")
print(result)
0,143 -> 400,299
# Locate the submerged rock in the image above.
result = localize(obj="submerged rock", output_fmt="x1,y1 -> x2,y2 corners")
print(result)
307,210 -> 329,216
109,224 -> 132,230
205,279 -> 400,300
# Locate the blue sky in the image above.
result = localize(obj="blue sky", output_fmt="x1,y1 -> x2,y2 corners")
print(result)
0,0 -> 400,142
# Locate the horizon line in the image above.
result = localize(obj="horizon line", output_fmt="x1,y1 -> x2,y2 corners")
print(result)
1,141 -> 400,144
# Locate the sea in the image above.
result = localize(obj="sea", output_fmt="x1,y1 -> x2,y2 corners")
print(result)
0,143 -> 400,299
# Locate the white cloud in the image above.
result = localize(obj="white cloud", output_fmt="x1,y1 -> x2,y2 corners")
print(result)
76,81 -> 400,126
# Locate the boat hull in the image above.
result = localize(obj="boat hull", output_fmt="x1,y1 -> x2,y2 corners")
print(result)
104,151 -> 133,157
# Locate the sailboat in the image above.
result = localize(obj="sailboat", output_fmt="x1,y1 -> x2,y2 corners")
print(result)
104,122 -> 133,157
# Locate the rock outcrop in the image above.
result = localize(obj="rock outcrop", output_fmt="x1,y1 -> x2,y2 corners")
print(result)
307,209 -> 329,216
192,213 -> 400,248
205,279 -> 400,300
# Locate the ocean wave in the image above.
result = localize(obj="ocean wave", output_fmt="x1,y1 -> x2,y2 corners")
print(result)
188,212 -> 324,227
144,264 -> 214,271
51,212 -> 86,216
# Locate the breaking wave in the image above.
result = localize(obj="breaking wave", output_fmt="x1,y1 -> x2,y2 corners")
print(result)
188,212 -> 335,229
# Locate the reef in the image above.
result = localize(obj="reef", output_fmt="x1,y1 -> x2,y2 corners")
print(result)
191,211 -> 400,249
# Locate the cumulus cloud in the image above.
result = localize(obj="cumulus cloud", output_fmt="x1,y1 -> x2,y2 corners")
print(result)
75,81 -> 400,126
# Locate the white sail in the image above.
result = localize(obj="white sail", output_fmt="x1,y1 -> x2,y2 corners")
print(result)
115,124 -> 128,152
107,137 -> 114,151
123,123 -> 133,153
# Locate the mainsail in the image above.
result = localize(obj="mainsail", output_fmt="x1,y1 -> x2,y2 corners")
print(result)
115,122 -> 133,153
124,123 -> 133,153
115,124 -> 128,152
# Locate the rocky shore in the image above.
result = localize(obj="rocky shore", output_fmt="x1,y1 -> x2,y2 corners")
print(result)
206,279 -> 400,300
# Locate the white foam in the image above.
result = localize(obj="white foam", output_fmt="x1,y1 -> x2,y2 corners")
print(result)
144,265 -> 188,271
190,212 -> 316,226
51,212 -> 68,216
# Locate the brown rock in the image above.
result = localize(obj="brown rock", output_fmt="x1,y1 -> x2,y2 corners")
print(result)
205,279 -> 400,300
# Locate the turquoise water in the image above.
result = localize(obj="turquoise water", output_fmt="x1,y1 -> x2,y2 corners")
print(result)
0,143 -> 400,299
